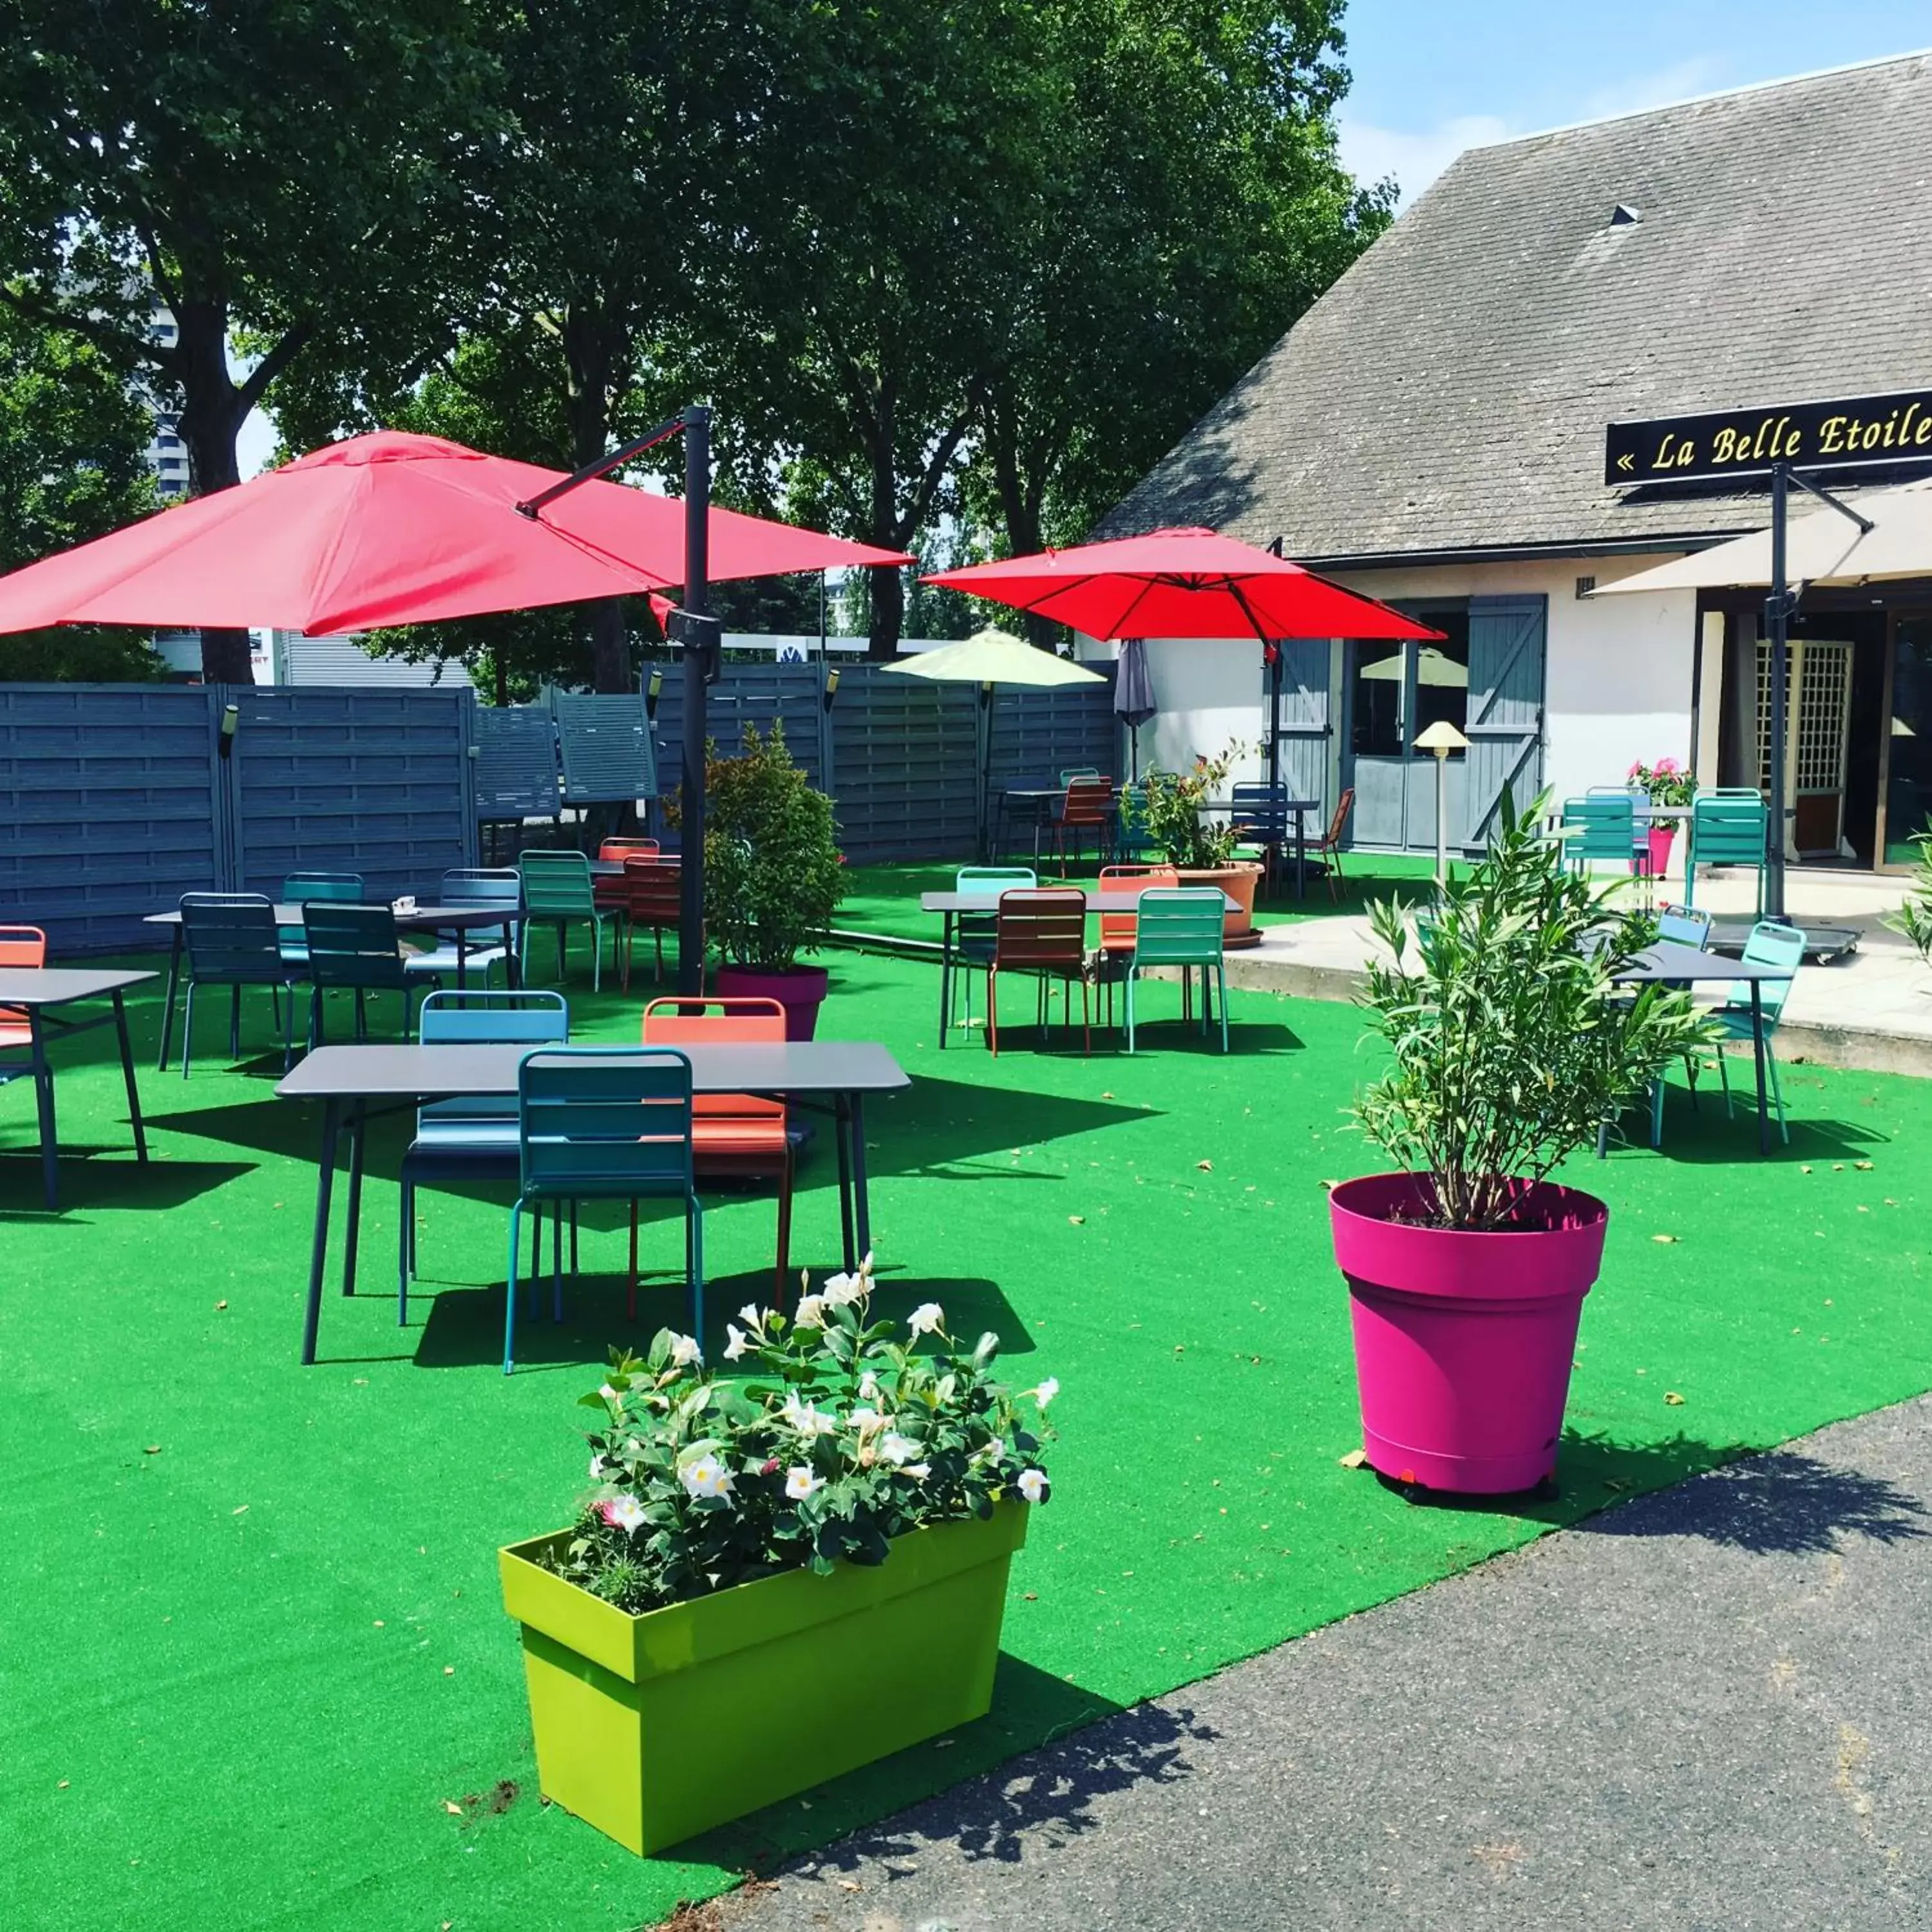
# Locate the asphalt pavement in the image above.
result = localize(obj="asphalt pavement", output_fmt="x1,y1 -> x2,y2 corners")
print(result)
712,1394 -> 1932,1932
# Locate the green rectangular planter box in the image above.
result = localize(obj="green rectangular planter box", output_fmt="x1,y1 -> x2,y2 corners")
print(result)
498,1501 -> 1030,1856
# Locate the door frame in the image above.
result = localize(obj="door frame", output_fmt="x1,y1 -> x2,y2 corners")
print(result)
1340,601 -> 1472,852
1876,600 -> 1932,871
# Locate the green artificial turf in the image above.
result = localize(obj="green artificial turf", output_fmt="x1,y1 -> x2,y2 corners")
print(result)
3,932 -> 1929,1931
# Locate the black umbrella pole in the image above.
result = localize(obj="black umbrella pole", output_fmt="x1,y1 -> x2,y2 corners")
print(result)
1765,460 -> 1789,920
679,406 -> 712,996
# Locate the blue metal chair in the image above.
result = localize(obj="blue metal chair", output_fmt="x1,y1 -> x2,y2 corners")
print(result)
1124,888 -> 1229,1053
303,901 -> 421,1045
947,866 -> 1036,1039
1229,781 -> 1291,895
1707,920 -> 1806,1144
504,1046 -> 702,1374
398,990 -> 569,1324
177,893 -> 307,1076
402,868 -> 522,988
1685,791 -> 1770,914
279,872 -> 365,965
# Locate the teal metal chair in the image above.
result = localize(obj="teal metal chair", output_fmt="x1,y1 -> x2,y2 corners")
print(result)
403,868 -> 521,987
303,901 -> 421,1045
518,850 -> 618,990
504,1046 -> 702,1374
1057,766 -> 1101,786
1560,795 -> 1638,884
1124,888 -> 1229,1053
1685,791 -> 1770,914
398,990 -> 569,1325
178,893 -> 307,1076
947,866 -> 1036,1039
1600,903 -> 1712,1155
1706,920 -> 1805,1144
279,871 -> 365,965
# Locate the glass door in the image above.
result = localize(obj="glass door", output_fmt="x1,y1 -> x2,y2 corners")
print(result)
1882,611 -> 1932,866
1343,619 -> 1471,850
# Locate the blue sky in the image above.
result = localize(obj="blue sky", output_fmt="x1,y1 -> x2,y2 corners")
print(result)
1337,3 -> 1932,202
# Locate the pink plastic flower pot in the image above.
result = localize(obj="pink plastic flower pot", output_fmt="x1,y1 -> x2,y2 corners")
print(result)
1645,823 -> 1676,879
1328,1173 -> 1609,1495
714,963 -> 829,1039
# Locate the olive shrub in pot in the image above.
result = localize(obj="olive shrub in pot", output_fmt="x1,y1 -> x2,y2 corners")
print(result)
1331,791 -> 1716,1495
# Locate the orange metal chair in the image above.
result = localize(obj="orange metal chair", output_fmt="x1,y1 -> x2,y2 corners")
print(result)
594,838 -> 660,911
0,925 -> 48,1048
988,888 -> 1090,1057
618,858 -> 690,989
1316,788 -> 1355,902
640,996 -> 793,1303
1052,777 -> 1115,873
1093,866 -> 1177,1028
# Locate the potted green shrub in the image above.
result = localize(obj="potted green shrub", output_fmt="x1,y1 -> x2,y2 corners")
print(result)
705,721 -> 845,1036
498,1257 -> 1057,1856
1330,791 -> 1715,1495
1139,739 -> 1263,941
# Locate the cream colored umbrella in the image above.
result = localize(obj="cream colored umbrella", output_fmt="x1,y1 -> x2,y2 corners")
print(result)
1593,478 -> 1932,594
880,627 -> 1104,858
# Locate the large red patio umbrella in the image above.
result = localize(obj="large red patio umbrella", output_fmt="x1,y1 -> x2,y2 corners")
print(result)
0,430 -> 909,636
925,526 -> 1442,790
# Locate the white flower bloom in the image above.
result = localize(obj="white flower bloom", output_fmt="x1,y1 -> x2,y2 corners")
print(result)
860,1251 -> 875,1274
847,1406 -> 886,1437
784,1465 -> 824,1502
1032,1377 -> 1061,1410
878,1432 -> 920,1467
598,1382 -> 620,1403
1017,1468 -> 1049,1504
781,1394 -> 840,1439
680,1454 -> 733,1500
588,1454 -> 607,1479
822,1272 -> 862,1307
722,1324 -> 748,1362
793,1294 -> 828,1329
973,1438 -> 1007,1464
738,1302 -> 764,1328
857,1370 -> 882,1403
907,1302 -> 945,1336
667,1332 -> 703,1369
603,1494 -> 648,1533
901,1462 -> 931,1481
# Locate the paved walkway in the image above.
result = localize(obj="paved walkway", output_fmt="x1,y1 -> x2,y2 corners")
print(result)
717,1395 -> 1931,1932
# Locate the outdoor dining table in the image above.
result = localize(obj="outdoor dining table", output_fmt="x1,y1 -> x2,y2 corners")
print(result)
145,902 -> 524,1071
1615,937 -> 1795,1156
0,967 -> 153,1210
274,1037 -> 911,1365
921,887 -> 1237,1048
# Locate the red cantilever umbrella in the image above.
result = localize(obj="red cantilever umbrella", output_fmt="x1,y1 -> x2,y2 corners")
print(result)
924,526 -> 1441,791
0,430 -> 910,635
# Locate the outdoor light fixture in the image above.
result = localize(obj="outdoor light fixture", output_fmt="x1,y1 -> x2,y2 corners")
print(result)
218,702 -> 240,760
1414,719 -> 1468,885
646,667 -> 663,719
824,667 -> 840,710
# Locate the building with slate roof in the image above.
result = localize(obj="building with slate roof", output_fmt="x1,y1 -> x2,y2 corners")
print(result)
1103,52 -> 1932,868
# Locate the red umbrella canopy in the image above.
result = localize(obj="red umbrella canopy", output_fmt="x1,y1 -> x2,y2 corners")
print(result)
923,526 -> 1441,641
0,430 -> 911,636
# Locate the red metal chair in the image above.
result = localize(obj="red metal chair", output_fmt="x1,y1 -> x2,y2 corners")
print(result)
1052,777 -> 1115,873
641,996 -> 793,1303
594,838 -> 660,912
0,925 -> 48,1049
1315,788 -> 1355,902
618,858 -> 690,990
988,888 -> 1090,1057
1092,866 -> 1177,1029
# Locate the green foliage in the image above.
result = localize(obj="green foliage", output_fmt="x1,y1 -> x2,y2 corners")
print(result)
1356,790 -> 1719,1230
1140,741 -> 1250,869
542,1256 -> 1057,1615
703,722 -> 845,972
1882,826 -> 1932,966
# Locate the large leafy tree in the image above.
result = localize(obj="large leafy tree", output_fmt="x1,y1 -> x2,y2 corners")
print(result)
0,0 -> 497,682
0,305 -> 163,679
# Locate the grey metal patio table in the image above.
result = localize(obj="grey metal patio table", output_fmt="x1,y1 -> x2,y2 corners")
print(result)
146,902 -> 522,1070
274,1038 -> 911,1364
922,888 -> 1236,1049
0,967 -> 153,1209
1615,938 -> 1795,1156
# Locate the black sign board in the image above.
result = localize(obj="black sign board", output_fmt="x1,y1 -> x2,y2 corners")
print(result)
1605,388 -> 1932,487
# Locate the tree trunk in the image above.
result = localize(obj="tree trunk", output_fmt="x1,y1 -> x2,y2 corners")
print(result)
561,305 -> 632,693
867,562 -> 905,659
173,298 -> 254,684
866,393 -> 905,658
988,401 -> 1054,647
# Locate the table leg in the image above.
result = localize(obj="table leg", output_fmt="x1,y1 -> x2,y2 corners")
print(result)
30,1009 -> 57,1211
849,1092 -> 872,1261
112,990 -> 148,1164
156,925 -> 184,1072
301,1097 -> 343,1365
834,1093 -> 856,1270
1296,813 -> 1307,902
456,927 -> 469,986
343,1115 -> 366,1294
1750,981 -> 1770,1156
938,909 -> 954,1050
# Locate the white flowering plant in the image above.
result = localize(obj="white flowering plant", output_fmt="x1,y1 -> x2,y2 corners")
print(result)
539,1256 -> 1057,1615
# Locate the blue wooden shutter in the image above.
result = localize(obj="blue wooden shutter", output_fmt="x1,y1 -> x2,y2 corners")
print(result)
1271,639 -> 1332,808
1463,595 -> 1546,846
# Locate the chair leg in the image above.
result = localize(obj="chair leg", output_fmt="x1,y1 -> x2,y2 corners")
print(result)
229,983 -> 242,1060
181,983 -> 196,1078
987,967 -> 999,1057
1217,963 -> 1229,1053
1081,974 -> 1090,1057
503,1200 -> 524,1376
1650,1076 -> 1665,1150
592,917 -> 601,993
398,1175 -> 412,1323
627,1202 -> 639,1321
775,1148 -> 795,1303
1717,1048 -> 1733,1121
1767,1043 -> 1788,1144
1126,966 -> 1137,1053
552,1201 -> 564,1323
686,1192 -> 705,1340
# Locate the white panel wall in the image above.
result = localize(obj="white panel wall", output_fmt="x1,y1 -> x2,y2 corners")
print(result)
1132,638 -> 1267,781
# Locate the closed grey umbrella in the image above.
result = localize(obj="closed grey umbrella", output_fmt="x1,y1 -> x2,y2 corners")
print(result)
1113,636 -> 1157,779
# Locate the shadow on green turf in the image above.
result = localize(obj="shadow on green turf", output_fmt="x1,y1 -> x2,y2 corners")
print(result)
0,1150 -> 252,1217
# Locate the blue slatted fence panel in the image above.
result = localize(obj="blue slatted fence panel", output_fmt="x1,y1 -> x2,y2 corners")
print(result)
987,668 -> 1120,788
0,683 -> 223,953
830,667 -> 980,862
652,660 -> 828,810
227,685 -> 478,900
473,705 -> 561,821
554,694 -> 658,805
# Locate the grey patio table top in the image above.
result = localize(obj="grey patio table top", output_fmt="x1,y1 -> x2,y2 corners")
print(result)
275,1039 -> 911,1364
921,888 -> 1238,913
0,967 -> 154,1210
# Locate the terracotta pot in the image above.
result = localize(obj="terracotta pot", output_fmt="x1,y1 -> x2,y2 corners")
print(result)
1175,861 -> 1262,943
714,963 -> 829,1039
1329,1173 -> 1609,1496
